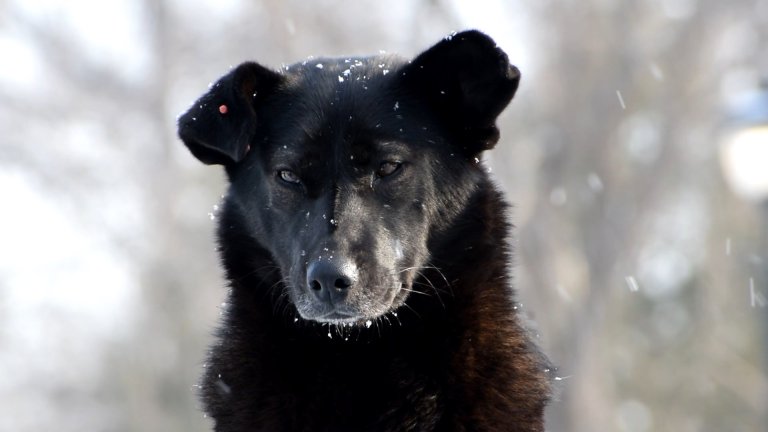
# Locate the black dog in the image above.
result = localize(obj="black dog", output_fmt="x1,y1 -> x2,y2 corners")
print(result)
178,30 -> 552,432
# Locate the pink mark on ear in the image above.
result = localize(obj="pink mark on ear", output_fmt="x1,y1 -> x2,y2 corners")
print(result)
245,144 -> 251,154
219,104 -> 228,114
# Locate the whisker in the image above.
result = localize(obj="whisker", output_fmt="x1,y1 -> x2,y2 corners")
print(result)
381,313 -> 392,328
421,264 -> 451,289
395,265 -> 452,310
398,301 -> 422,320
423,263 -> 454,298
414,270 -> 446,309
399,287 -> 430,297
375,316 -> 382,338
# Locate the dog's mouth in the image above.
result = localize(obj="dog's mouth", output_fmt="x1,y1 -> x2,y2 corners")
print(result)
317,311 -> 362,324
291,279 -> 410,325
285,245 -> 421,326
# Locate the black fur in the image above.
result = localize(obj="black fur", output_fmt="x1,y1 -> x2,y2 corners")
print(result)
178,30 -> 552,431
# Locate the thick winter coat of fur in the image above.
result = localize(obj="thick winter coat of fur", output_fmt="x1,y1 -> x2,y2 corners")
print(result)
178,30 -> 552,431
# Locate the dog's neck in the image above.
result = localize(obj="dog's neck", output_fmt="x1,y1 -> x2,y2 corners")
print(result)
204,181 -> 551,431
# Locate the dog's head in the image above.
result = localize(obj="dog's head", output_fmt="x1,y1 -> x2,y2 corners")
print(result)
178,31 -> 519,325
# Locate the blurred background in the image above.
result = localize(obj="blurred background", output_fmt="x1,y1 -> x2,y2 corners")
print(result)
1,0 -> 767,430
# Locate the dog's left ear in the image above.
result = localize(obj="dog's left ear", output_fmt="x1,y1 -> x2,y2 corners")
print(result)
401,30 -> 520,155
177,62 -> 282,165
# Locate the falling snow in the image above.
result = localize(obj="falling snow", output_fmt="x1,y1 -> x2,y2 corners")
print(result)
750,278 -> 766,307
625,276 -> 640,292
587,173 -> 604,192
649,63 -> 664,81
616,90 -> 627,109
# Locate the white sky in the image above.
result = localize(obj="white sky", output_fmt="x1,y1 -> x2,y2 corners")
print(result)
7,0 -> 152,84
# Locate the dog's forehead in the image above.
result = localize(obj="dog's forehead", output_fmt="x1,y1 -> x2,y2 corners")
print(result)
267,55 -> 413,154
285,54 -> 404,85
280,55 -> 405,115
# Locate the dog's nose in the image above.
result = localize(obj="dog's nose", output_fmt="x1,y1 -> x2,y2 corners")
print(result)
307,259 -> 357,305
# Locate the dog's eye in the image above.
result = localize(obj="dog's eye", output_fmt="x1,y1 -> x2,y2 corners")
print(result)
377,161 -> 401,178
278,170 -> 301,185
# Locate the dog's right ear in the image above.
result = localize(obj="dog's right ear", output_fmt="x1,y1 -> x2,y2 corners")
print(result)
400,31 -> 519,156
177,62 -> 282,165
